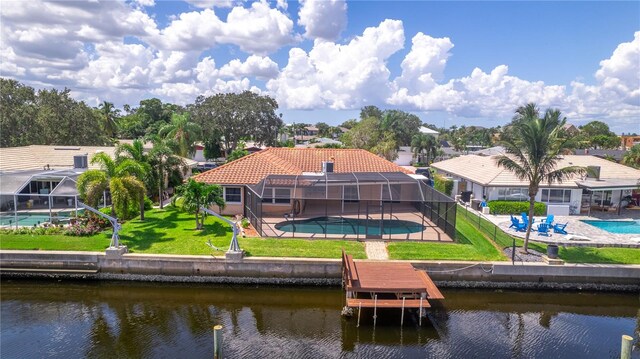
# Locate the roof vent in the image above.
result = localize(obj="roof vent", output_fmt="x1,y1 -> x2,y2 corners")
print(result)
322,161 -> 334,173
73,154 -> 88,169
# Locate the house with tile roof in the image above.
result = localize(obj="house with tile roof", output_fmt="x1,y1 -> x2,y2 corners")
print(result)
431,154 -> 640,216
194,147 -> 458,240
194,147 -> 414,214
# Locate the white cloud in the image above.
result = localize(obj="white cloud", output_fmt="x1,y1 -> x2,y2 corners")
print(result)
267,19 -> 405,109
298,0 -> 347,41
134,0 -> 156,7
183,0 -> 234,8
155,1 -> 297,54
276,0 -> 288,10
219,55 -> 279,79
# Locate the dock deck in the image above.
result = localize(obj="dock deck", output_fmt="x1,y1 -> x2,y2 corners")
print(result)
342,251 -> 444,310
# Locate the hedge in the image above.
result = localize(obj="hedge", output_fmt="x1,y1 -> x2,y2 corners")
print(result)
487,200 -> 546,216
433,173 -> 453,196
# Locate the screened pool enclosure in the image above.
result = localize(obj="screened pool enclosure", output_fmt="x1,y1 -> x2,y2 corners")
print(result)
0,169 -> 103,227
244,172 -> 456,241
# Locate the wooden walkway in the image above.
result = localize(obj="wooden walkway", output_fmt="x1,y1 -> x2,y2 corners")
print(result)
342,251 -> 444,310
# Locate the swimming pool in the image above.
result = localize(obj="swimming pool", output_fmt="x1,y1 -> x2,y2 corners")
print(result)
580,220 -> 640,234
0,211 -> 79,227
275,216 -> 425,235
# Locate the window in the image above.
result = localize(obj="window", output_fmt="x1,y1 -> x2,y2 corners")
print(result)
541,189 -> 571,204
261,188 -> 290,204
496,188 -> 528,201
224,187 -> 241,203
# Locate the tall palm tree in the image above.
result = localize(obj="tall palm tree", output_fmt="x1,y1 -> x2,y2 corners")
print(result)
77,153 -> 146,223
116,139 -> 152,219
98,101 -> 120,138
411,133 -> 438,165
172,178 -> 225,230
496,103 -> 585,252
149,138 -> 185,209
159,113 -> 201,158
622,144 -> 640,169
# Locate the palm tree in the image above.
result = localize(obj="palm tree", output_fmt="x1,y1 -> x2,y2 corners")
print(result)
116,139 -> 152,219
159,113 -> 201,157
172,178 -> 225,230
411,133 -> 438,165
98,101 -> 120,138
622,144 -> 640,169
496,103 -> 585,252
77,153 -> 146,222
149,138 -> 185,209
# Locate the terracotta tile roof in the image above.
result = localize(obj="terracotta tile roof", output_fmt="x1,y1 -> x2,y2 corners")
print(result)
193,148 -> 413,185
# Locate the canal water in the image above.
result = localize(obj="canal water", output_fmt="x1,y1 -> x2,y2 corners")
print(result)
1,280 -> 638,358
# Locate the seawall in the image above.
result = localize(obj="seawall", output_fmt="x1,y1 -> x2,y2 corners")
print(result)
1,250 -> 639,292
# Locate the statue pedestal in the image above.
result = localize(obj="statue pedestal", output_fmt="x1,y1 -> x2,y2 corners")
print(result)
225,250 -> 245,261
106,245 -> 128,259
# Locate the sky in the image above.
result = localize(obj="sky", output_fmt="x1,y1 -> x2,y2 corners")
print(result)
1,0 -> 639,133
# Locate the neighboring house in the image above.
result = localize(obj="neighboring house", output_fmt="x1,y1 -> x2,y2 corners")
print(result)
562,123 -> 580,136
621,135 -> 640,150
304,126 -> 319,136
0,145 -> 197,176
419,126 -> 439,138
193,147 -> 457,240
573,148 -> 628,162
431,154 -> 640,216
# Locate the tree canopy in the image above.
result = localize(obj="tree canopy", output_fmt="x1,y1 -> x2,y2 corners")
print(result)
190,91 -> 283,155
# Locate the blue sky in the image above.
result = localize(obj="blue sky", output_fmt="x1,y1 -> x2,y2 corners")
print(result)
1,0 -> 638,132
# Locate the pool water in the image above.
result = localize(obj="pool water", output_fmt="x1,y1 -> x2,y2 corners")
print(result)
275,216 -> 425,235
581,219 -> 640,234
0,212 -> 77,227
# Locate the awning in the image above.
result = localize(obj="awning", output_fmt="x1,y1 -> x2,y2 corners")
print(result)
575,178 -> 640,191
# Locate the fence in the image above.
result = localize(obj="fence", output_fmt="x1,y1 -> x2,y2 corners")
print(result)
458,203 -> 518,249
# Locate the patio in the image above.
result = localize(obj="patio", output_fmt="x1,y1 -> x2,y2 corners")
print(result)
485,208 -> 640,248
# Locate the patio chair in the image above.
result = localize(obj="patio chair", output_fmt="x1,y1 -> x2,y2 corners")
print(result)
545,214 -> 554,225
510,215 -> 527,232
521,212 -> 534,225
537,223 -> 550,236
553,222 -> 568,235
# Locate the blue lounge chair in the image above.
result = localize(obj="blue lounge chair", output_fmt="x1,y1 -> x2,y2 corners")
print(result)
521,212 -> 535,225
537,223 -> 550,236
509,215 -> 527,232
553,222 -> 568,235
545,214 -> 554,225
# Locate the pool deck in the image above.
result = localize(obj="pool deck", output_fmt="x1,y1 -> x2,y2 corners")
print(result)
477,207 -> 640,248
259,210 -> 453,242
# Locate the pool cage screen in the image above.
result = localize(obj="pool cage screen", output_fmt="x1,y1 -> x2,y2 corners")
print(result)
244,172 -> 456,241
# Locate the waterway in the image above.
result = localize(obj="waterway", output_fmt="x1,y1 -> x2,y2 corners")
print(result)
1,280 -> 638,358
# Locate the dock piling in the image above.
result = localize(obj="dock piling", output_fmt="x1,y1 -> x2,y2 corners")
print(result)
213,325 -> 223,359
373,295 -> 378,327
621,335 -> 633,359
357,302 -> 362,328
419,298 -> 423,326
401,297 -> 405,326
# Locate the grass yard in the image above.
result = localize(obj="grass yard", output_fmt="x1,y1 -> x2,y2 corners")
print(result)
0,207 -> 366,259
386,211 -> 506,261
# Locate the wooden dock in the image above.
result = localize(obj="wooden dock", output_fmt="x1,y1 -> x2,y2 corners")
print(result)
342,251 -> 444,313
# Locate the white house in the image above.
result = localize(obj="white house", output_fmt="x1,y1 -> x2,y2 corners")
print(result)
431,154 -> 640,216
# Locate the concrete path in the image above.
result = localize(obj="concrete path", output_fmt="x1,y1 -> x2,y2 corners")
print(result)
365,241 -> 389,260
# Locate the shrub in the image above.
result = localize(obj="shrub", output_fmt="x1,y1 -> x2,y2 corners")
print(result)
487,200 -> 546,216
433,173 -> 454,196
0,227 -> 65,236
144,197 -> 154,210
65,222 -> 102,236
241,217 -> 250,228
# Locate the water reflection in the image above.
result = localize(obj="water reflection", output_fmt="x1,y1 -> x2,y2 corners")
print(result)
1,280 -> 638,358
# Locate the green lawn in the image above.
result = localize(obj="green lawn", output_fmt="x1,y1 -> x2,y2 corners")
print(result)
387,211 -> 506,261
0,207 -> 366,259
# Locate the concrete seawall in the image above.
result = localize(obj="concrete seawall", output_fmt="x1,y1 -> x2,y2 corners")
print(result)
1,250 -> 639,291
